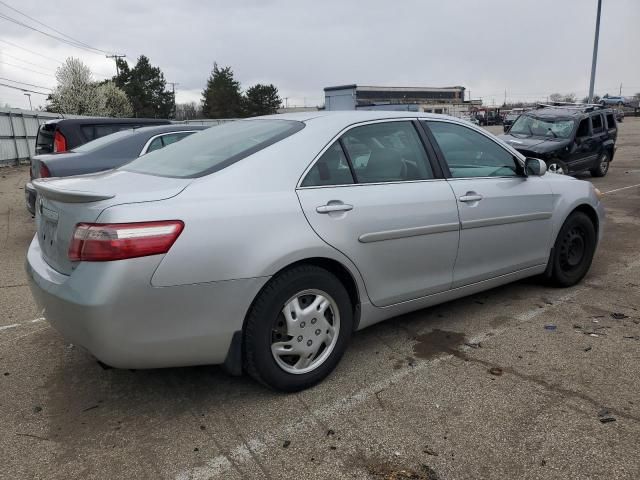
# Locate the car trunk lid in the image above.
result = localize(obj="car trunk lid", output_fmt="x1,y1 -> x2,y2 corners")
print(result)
32,170 -> 191,275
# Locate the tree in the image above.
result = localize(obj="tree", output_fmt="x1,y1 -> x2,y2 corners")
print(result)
549,92 -> 577,104
175,102 -> 201,120
48,57 -> 101,115
97,81 -> 133,117
244,83 -> 281,116
581,95 -> 601,104
201,63 -> 244,118
114,55 -> 174,118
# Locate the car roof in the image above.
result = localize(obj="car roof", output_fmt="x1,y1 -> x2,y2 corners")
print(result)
122,124 -> 209,135
42,117 -> 171,126
261,110 -> 467,128
525,107 -> 613,119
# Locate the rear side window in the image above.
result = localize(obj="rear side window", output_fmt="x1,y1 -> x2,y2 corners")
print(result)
146,137 -> 164,153
591,114 -> 604,134
301,142 -> 354,187
342,121 -> 433,183
605,113 -> 616,129
124,120 -> 304,178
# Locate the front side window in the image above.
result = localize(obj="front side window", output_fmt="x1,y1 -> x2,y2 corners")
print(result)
341,121 -> 433,183
124,119 -> 304,178
301,142 -> 354,187
426,121 -> 519,178
605,113 -> 615,129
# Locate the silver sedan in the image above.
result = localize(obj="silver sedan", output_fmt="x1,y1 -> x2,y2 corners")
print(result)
26,111 -> 605,391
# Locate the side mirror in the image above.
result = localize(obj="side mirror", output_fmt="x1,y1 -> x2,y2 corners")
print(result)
525,158 -> 547,176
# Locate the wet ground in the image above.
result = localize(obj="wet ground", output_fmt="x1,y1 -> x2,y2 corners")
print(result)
1,120 -> 639,479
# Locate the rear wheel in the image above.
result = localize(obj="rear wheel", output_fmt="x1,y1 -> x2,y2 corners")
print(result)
546,159 -> 568,175
548,212 -> 596,287
243,265 -> 353,392
590,151 -> 610,177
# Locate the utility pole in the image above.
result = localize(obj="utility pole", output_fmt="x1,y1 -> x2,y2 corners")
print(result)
619,83 -> 622,96
588,0 -> 602,103
504,89 -> 507,106
167,82 -> 179,119
106,54 -> 126,76
24,93 -> 32,110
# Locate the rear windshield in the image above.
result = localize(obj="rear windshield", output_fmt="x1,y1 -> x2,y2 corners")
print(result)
123,119 -> 304,178
72,129 -> 135,153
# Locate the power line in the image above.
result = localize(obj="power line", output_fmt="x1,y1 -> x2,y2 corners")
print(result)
0,11 -> 113,56
0,76 -> 52,90
0,38 -> 63,64
0,50 -> 57,70
0,59 -> 55,77
0,81 -> 49,95
0,0 -> 109,53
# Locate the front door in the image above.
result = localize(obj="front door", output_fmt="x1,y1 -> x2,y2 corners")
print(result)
296,120 -> 460,307
423,120 -> 554,287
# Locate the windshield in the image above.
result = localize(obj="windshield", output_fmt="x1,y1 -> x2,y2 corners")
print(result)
72,129 -> 135,153
123,119 -> 304,178
510,115 -> 575,139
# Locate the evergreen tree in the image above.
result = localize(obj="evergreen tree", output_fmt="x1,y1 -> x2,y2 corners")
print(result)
201,63 -> 244,118
113,55 -> 173,118
244,83 -> 281,116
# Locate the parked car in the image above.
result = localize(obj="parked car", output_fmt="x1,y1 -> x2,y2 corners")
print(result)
25,125 -> 208,215
26,111 -> 604,392
599,95 -> 627,107
35,117 -> 171,155
498,105 -> 617,176
502,112 -> 520,132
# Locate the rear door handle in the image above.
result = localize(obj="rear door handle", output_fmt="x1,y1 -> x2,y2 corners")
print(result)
459,194 -> 483,203
316,203 -> 353,214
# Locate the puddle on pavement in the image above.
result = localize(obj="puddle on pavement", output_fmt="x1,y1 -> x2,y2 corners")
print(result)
412,329 -> 466,360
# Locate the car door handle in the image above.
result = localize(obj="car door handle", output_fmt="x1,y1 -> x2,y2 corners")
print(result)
459,194 -> 483,203
316,203 -> 353,214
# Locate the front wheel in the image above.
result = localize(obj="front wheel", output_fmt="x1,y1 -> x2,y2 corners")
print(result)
546,159 -> 569,175
548,212 -> 597,287
243,265 -> 353,392
590,151 -> 610,177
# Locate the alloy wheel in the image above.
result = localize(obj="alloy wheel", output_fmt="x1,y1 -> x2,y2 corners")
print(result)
548,162 -> 564,175
270,289 -> 340,375
599,154 -> 609,175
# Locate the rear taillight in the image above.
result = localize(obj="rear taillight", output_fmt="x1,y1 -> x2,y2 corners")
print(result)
53,130 -> 67,152
68,221 -> 184,262
39,163 -> 51,178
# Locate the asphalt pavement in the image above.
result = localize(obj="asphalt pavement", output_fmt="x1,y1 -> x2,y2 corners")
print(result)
1,120 -> 639,480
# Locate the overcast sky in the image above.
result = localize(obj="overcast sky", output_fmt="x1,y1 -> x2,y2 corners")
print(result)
1,0 -> 638,110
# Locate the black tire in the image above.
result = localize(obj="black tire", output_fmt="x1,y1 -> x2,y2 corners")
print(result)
546,158 -> 569,175
243,265 -> 353,392
590,151 -> 610,177
548,212 -> 597,287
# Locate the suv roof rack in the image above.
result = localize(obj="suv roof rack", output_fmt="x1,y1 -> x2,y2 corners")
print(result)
536,101 -> 605,113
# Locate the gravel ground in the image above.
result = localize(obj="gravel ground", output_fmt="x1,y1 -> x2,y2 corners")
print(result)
1,119 -> 639,480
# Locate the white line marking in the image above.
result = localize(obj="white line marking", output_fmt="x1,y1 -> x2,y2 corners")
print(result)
0,324 -> 20,332
176,356 -> 448,480
30,317 -> 45,323
603,183 -> 640,195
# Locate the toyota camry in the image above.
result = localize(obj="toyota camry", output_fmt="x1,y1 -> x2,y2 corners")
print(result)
26,111 -> 604,391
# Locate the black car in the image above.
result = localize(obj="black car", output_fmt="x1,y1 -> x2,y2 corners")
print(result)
35,117 -> 171,155
498,105 -> 617,177
26,124 -> 208,215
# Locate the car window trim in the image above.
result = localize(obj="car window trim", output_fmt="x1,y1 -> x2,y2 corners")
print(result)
139,130 -> 200,156
296,118 -> 442,189
420,119 -> 526,180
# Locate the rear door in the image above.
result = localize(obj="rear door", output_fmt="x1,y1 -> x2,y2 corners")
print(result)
423,120 -> 554,287
296,120 -> 460,307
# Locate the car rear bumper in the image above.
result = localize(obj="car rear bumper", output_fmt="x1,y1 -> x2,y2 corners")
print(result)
25,235 -> 269,369
25,182 -> 36,216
